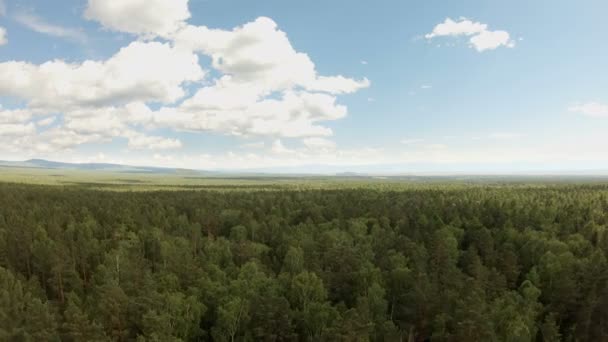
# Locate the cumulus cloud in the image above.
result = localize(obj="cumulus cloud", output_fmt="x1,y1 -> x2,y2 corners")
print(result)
0,1 -> 368,156
569,102 -> 608,118
426,17 -> 515,52
240,141 -> 265,149
0,123 -> 36,136
159,17 -> 368,138
469,30 -> 514,52
14,12 -> 86,43
0,127 -> 100,155
425,18 -> 488,38
172,89 -> 346,138
0,107 -> 32,124
174,17 -> 369,95
310,76 -> 370,94
0,105 -> 180,154
84,0 -> 190,37
59,104 -> 181,151
0,125 -> 182,154
36,116 -> 56,127
63,111 -> 125,136
125,132 -> 182,150
0,27 -> 6,45
302,137 -> 337,150
0,41 -> 204,111
271,139 -> 295,154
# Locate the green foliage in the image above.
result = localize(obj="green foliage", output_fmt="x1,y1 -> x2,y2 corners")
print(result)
1,182 -> 608,340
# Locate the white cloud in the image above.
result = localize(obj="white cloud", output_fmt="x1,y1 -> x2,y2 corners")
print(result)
302,137 -> 336,150
31,129 -> 106,152
14,12 -> 86,43
173,17 -> 369,95
426,17 -> 515,52
360,60 -> 368,65
0,123 -> 35,136
0,123 -> 182,153
0,41 -> 204,111
170,90 -> 346,138
271,139 -> 294,154
421,85 -> 432,89
0,107 -> 32,124
84,0 -> 190,37
0,27 -> 6,45
164,17 -> 367,138
36,116 -> 56,127
0,127 -> 100,155
174,17 -> 316,91
125,132 -> 182,150
63,111 -> 126,136
240,141 -> 265,149
59,104 -> 182,151
0,104 -> 181,153
59,103 -> 156,135
309,75 -> 370,95
425,18 -> 487,38
569,102 -> 608,118
469,30 -> 514,52
0,12 -> 367,155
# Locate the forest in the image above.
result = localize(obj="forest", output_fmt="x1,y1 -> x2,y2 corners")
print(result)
1,182 -> 608,341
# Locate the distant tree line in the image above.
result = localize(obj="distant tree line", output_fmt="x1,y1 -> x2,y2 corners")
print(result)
1,183 -> 608,341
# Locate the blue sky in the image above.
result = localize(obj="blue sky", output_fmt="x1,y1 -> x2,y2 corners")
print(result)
0,0 -> 607,173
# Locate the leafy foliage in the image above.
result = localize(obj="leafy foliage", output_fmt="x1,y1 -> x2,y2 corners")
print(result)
1,182 -> 608,340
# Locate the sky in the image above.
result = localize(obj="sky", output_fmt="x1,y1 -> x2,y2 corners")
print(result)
0,0 -> 607,173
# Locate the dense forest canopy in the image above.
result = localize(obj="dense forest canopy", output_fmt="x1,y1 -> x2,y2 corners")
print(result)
1,182 -> 608,341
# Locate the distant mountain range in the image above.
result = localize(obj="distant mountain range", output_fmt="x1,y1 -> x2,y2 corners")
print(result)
0,159 -> 362,177
0,159 -> 202,174
0,159 -> 374,177
2,159 -> 608,177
